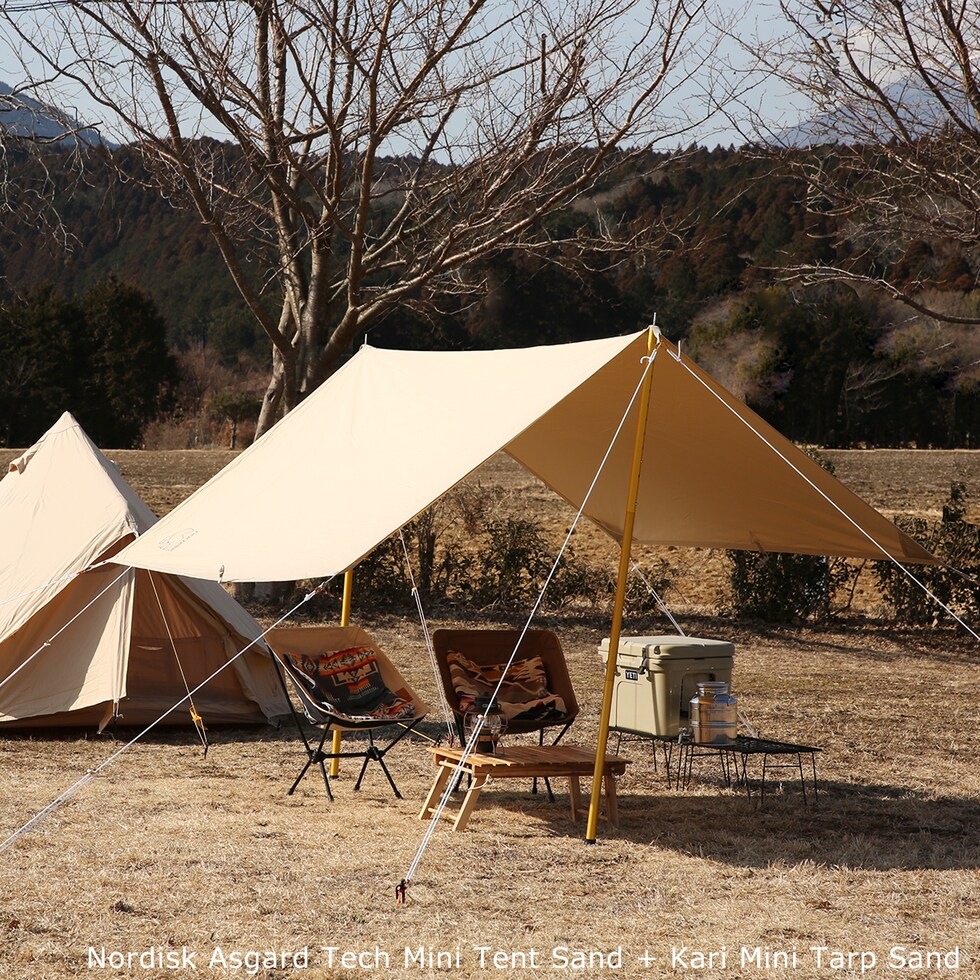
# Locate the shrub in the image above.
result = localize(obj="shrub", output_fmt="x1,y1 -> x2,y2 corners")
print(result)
874,483 -> 980,625
470,518 -> 662,613
354,497 -> 476,611
474,516 -> 555,610
208,391 -> 260,448
726,448 -> 856,623
727,550 -> 849,623
348,496 -> 677,617
625,560 -> 675,617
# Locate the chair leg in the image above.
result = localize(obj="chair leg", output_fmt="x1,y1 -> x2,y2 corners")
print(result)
287,756 -> 316,796
531,723 -> 573,800
350,721 -> 422,797
272,653 -> 334,799
317,756 -> 334,801
552,721 -> 574,746
289,728 -> 334,800
546,721 -> 572,801
532,729 -> 544,795
375,753 -> 403,799
353,750 -> 373,792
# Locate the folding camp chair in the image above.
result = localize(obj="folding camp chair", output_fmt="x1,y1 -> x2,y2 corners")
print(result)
432,628 -> 579,798
266,625 -> 428,800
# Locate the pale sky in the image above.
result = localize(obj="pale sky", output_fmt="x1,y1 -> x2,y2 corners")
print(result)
0,0 -> 803,151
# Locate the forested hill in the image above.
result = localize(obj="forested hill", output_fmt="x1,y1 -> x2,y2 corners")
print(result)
1,143 -> 979,447
0,145 -> 255,356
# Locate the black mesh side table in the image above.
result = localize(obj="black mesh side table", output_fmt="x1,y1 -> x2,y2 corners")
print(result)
678,736 -> 821,803
612,730 -> 685,788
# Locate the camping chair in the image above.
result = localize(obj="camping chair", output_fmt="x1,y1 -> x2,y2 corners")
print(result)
432,628 -> 579,798
266,625 -> 428,800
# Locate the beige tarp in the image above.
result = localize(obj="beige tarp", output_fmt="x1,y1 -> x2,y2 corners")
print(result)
117,331 -> 931,583
508,333 -> 932,558
0,413 -> 288,727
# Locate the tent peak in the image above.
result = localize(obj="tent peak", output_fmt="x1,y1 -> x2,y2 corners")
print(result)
8,412 -> 82,474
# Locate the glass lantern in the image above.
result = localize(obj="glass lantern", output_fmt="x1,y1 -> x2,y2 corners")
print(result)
463,694 -> 507,755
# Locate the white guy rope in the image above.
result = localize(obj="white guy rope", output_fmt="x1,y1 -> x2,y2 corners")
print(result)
0,580 -> 332,856
675,355 -> 980,644
0,568 -> 82,607
737,707 -> 759,739
399,530 -> 456,739
630,560 -> 686,636
147,571 -> 208,753
402,346 -> 660,894
0,566 -> 131,694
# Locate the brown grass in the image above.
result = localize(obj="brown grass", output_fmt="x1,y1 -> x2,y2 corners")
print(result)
0,449 -> 978,979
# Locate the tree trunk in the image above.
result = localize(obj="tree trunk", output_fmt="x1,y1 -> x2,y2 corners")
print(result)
256,349 -> 287,438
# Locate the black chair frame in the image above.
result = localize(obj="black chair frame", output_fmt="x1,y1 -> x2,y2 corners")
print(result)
284,705 -> 425,800
268,632 -> 428,800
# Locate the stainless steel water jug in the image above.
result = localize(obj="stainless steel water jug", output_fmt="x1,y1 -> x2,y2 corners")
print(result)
690,680 -> 737,744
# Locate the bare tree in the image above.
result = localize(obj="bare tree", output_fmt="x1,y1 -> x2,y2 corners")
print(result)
1,0 -> 731,433
746,0 -> 980,322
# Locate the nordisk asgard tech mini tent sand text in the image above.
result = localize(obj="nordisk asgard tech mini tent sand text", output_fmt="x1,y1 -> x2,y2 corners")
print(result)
0,414 -> 288,729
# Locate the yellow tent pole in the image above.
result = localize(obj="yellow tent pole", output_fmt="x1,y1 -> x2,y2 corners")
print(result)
585,326 -> 657,843
330,567 -> 356,777
340,566 -> 355,625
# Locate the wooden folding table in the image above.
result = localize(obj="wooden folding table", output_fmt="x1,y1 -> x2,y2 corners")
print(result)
419,744 -> 629,832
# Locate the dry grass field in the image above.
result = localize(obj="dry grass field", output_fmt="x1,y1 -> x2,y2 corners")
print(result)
0,448 -> 978,979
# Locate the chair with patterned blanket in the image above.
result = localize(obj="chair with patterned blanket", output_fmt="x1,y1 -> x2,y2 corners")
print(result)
266,625 -> 428,800
432,627 -> 579,747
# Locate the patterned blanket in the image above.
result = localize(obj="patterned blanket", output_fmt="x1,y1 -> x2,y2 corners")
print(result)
446,651 -> 567,724
285,646 -> 416,722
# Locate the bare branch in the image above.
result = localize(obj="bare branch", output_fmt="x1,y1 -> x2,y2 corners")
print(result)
1,0 -> 736,431
739,0 -> 980,322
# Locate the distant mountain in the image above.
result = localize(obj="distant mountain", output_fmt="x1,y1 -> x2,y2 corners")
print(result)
0,79 -> 114,149
778,76 -> 974,148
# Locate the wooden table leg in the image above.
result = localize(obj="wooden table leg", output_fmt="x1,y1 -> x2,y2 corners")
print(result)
603,772 -> 619,829
569,775 -> 581,822
453,771 -> 487,832
419,761 -> 453,820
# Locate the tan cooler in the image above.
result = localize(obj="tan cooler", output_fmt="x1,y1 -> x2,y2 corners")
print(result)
597,635 -> 735,737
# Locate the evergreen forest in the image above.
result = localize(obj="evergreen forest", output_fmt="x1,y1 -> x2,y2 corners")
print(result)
1,144 -> 978,449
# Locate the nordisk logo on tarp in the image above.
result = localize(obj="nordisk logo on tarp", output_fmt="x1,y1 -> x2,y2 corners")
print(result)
158,529 -> 197,551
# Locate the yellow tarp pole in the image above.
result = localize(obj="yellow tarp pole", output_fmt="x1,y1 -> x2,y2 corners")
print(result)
331,567 -> 356,777
585,326 -> 657,843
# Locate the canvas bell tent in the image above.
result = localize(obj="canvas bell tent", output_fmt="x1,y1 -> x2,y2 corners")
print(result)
0,414 -> 288,729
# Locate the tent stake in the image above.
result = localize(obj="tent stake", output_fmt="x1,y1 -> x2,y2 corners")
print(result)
330,568 -> 356,776
585,326 -> 657,843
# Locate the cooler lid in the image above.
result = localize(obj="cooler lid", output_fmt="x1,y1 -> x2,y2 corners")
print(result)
598,635 -> 735,661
